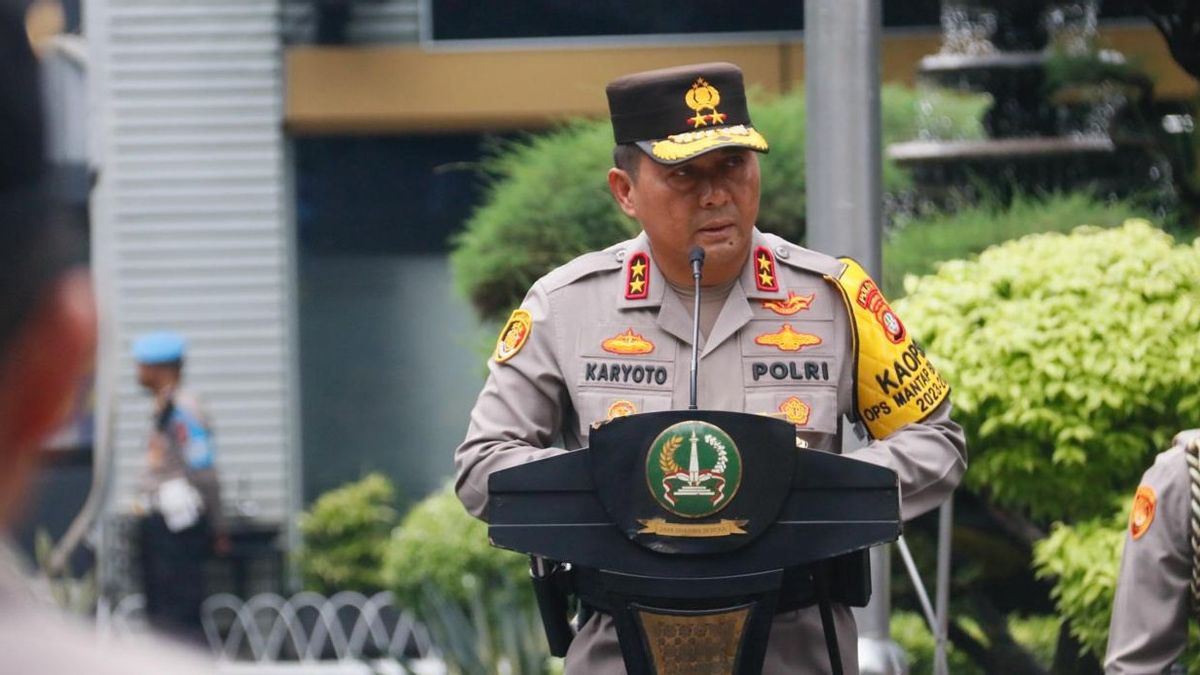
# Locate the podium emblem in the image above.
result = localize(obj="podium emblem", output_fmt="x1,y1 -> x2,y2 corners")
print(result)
646,421 -> 743,518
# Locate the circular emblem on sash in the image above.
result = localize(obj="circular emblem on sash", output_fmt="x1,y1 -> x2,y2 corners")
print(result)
880,309 -> 906,343
645,421 -> 742,518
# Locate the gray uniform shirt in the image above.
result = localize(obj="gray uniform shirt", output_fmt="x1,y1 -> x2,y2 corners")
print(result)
1105,429 -> 1200,674
455,229 -> 968,674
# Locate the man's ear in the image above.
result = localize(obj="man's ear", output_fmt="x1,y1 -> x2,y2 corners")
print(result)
0,270 -> 97,452
607,167 -> 638,218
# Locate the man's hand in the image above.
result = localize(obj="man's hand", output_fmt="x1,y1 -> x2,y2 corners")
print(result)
147,433 -> 167,468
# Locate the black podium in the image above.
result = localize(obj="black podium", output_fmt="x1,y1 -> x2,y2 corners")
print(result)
488,410 -> 901,674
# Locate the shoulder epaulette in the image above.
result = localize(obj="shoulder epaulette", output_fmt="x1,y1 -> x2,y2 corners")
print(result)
758,232 -> 845,278
539,243 -> 626,293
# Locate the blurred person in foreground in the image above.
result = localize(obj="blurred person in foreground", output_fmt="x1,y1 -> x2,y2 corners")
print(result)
0,0 -> 213,671
132,330 -> 226,647
1105,429 -> 1200,674
454,62 -> 967,674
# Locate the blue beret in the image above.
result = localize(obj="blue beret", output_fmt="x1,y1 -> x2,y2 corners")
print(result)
132,331 -> 186,364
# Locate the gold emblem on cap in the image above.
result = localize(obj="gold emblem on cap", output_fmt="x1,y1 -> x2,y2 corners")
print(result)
685,77 -> 727,128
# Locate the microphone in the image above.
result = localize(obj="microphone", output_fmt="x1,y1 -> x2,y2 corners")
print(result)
688,246 -> 705,410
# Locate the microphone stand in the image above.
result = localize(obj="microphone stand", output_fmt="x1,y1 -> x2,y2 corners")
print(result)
688,246 -> 705,410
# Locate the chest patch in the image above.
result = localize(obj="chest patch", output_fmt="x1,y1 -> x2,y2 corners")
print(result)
753,324 -> 823,352
762,291 -> 815,316
602,328 -> 656,355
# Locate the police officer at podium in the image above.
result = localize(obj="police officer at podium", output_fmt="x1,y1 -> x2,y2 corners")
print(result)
455,62 -> 967,674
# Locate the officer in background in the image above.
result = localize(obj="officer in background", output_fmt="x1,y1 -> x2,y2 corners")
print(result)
455,62 -> 967,674
1105,429 -> 1200,673
0,0 -> 213,670
132,331 -> 226,646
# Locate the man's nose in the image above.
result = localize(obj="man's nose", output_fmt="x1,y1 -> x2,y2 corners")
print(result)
698,177 -> 731,208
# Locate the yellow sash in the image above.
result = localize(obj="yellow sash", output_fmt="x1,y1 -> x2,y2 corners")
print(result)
828,258 -> 949,439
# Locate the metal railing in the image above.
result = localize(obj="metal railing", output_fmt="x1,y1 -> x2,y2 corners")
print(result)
110,590 -> 445,673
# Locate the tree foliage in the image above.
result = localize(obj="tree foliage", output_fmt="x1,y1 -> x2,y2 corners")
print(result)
453,85 -> 988,321
297,473 -> 399,594
894,221 -> 1200,520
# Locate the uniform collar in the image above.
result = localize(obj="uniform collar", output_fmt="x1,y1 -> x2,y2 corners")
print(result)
616,232 -> 667,310
617,229 -> 795,308
617,229 -> 786,357
739,229 -> 791,301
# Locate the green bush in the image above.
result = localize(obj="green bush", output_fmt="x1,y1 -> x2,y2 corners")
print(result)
894,220 -> 1200,520
383,483 -> 546,674
382,482 -> 528,608
297,473 -> 398,594
882,193 -> 1150,298
891,611 -> 981,675
891,610 -> 1058,674
1007,614 -> 1062,668
1032,513 -> 1125,660
1034,508 -> 1200,669
453,85 -> 988,321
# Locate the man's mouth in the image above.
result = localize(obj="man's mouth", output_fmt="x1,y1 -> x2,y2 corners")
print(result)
696,222 -> 736,238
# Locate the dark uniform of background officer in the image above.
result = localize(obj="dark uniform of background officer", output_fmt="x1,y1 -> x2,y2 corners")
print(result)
455,62 -> 967,674
1106,429 -> 1200,674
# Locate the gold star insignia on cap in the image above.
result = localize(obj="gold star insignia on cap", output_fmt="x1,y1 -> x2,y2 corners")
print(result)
685,77 -> 727,129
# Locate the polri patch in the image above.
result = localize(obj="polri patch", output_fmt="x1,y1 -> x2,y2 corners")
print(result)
754,246 -> 779,292
602,328 -> 655,355
626,252 -> 650,300
1129,484 -> 1156,540
494,309 -> 532,364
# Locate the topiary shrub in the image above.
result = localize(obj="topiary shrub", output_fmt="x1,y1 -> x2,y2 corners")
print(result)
453,85 -> 988,322
894,220 -> 1200,521
382,482 -> 527,608
382,483 -> 547,674
297,473 -> 398,594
